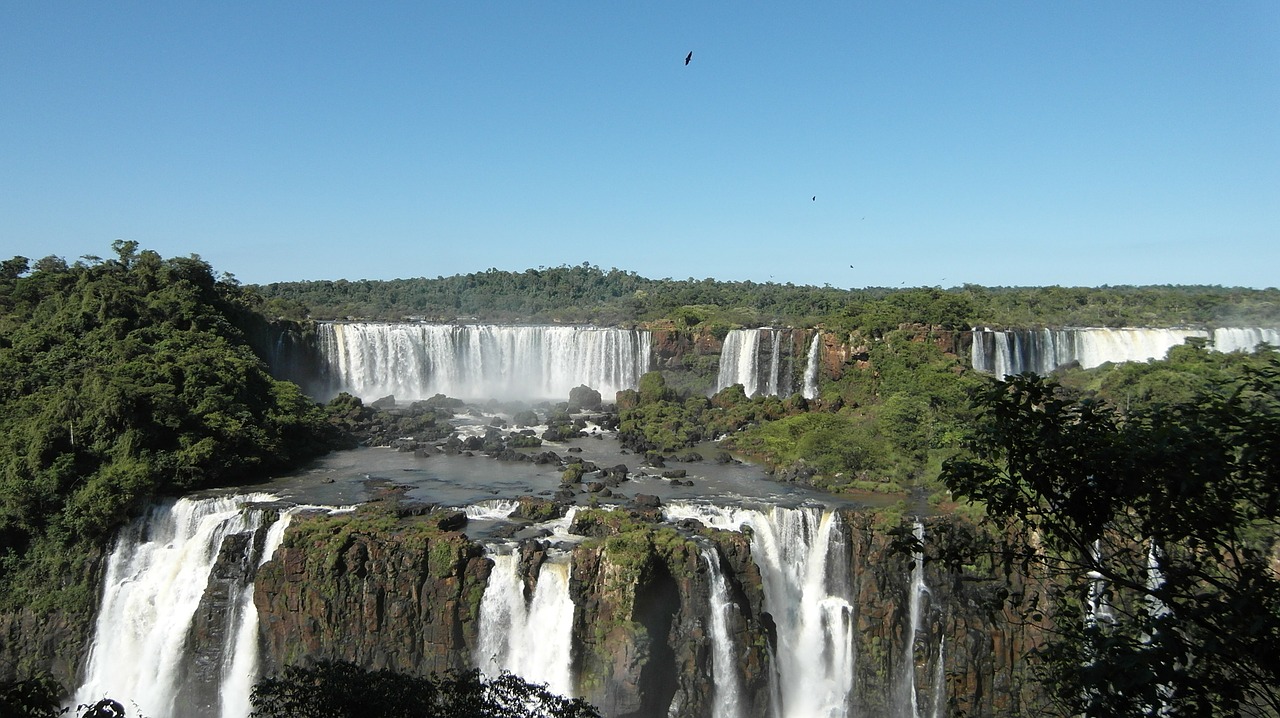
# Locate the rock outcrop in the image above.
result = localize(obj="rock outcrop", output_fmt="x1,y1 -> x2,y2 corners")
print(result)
252,504 -> 491,676
247,504 -> 1047,717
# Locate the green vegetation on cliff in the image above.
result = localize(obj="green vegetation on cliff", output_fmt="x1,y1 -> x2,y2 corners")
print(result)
619,327 -> 984,496
0,243 -> 343,613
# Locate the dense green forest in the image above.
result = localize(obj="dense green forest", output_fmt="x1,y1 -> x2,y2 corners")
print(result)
0,243 -> 344,615
254,265 -> 1280,330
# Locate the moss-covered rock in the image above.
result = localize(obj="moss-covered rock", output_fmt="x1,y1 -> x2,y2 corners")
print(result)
253,502 -> 489,675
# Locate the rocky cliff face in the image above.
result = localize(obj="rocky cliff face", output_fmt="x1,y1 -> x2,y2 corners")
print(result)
566,510 -> 773,718
0,608 -> 92,688
841,513 -> 1044,717
252,504 -> 491,676
248,503 -> 1045,717
0,547 -> 102,689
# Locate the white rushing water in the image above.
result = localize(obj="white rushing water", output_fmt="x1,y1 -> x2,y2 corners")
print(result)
930,637 -> 946,718
1085,539 -> 1114,628
462,498 -> 521,521
717,329 -> 765,397
476,547 -> 577,697
899,521 -> 928,718
802,331 -> 822,400
664,503 -> 855,718
75,494 -> 279,717
702,548 -> 744,718
316,323 -> 652,401
766,330 -> 784,397
971,327 -> 1280,377
218,510 -> 297,718
716,329 -> 797,398
74,496 -> 350,718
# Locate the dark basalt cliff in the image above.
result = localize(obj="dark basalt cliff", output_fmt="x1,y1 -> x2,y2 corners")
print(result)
252,506 -> 491,676
0,608 -> 91,688
247,504 -> 1045,717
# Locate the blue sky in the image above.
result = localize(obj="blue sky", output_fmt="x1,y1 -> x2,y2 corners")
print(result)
2,2 -> 1277,288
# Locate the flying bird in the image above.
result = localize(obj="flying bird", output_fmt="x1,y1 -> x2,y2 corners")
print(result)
812,196 -> 816,201
685,51 -> 693,65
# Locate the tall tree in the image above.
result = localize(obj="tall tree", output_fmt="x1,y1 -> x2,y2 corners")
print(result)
939,358 -> 1280,716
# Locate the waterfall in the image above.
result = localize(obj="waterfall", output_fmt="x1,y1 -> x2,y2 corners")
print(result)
929,637 -> 946,718
462,498 -> 521,521
476,547 -> 576,697
74,494 -> 282,718
717,329 -> 764,396
73,497 -> 350,718
970,327 -> 1280,377
765,331 -> 783,397
664,503 -> 855,718
802,332 -> 822,400
1144,540 -> 1174,715
716,329 -> 798,398
315,323 -> 651,401
218,510 -> 296,718
1212,327 -> 1280,353
898,521 -> 927,718
1085,539 -> 1113,627
702,548 -> 744,718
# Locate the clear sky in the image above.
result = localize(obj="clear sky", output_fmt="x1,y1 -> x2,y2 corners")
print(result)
2,2 -> 1277,289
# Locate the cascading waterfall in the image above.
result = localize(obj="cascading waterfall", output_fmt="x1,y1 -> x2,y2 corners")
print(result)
74,497 -> 348,718
766,330 -> 784,397
1144,540 -> 1174,715
802,332 -> 822,400
74,494 -> 281,718
716,329 -> 797,398
476,547 -> 577,697
971,327 -> 1280,377
315,323 -> 651,401
217,510 -> 297,718
664,503 -> 855,718
1212,327 -> 1280,354
717,329 -> 765,397
898,521 -> 928,718
462,498 -> 521,521
929,637 -> 946,718
1085,539 -> 1114,627
702,548 -> 744,718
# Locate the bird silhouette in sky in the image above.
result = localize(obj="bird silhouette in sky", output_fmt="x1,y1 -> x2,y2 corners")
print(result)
812,196 -> 816,201
685,51 -> 693,65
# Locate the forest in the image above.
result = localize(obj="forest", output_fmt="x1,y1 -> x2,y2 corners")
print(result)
0,242 -> 346,618
254,264 -> 1280,330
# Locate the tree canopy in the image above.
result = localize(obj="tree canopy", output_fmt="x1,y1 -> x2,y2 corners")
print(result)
938,351 -> 1280,716
0,244 -> 341,613
0,663 -> 600,718
252,265 -> 1280,330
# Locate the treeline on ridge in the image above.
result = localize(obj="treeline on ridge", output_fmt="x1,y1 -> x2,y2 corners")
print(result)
253,264 -> 1280,330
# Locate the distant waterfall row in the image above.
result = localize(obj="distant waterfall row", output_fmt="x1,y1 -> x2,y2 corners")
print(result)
76,497 -> 941,718
314,323 -> 652,401
270,323 -> 825,403
971,327 -> 1280,377
716,328 -> 823,399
